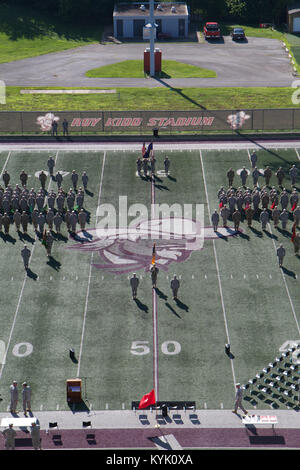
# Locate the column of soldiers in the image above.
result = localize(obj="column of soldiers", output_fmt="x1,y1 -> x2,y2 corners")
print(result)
213,156 -> 300,267
132,151 -> 179,301
0,160 -> 90,268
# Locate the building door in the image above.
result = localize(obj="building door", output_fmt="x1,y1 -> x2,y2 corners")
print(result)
178,19 -> 185,37
133,19 -> 145,38
116,19 -> 123,38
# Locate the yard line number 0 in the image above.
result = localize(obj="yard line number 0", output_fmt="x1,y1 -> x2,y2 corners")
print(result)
131,340 -> 181,356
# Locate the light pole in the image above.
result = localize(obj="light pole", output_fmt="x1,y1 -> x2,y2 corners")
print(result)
149,0 -> 156,77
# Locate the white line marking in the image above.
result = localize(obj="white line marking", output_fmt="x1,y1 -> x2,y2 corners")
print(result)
0,150 -> 59,381
200,150 -> 236,390
76,151 -> 106,377
0,151 -> 12,179
267,222 -> 300,336
295,148 -> 300,161
151,169 -> 159,403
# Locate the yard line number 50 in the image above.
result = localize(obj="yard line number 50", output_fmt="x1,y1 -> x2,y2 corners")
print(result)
131,340 -> 181,356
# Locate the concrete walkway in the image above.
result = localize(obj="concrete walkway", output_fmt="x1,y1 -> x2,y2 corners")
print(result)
0,408 -> 299,430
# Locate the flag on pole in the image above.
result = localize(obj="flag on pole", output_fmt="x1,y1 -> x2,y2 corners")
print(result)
271,201 -> 276,210
142,142 -> 146,157
151,243 -> 156,265
138,389 -> 156,409
245,202 -> 250,211
292,222 -> 296,242
291,202 -> 297,212
219,201 -> 223,209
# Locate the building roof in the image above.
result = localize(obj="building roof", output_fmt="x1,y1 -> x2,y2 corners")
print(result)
288,3 -> 300,13
114,2 -> 188,17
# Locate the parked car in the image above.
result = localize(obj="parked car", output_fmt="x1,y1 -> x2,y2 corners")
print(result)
203,22 -> 221,40
231,27 -> 246,40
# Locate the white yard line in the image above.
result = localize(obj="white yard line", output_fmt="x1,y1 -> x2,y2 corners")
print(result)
267,222 -> 300,336
76,151 -> 106,377
199,150 -> 237,390
0,150 -> 11,179
245,149 -> 300,335
0,150 -> 59,381
151,168 -> 159,403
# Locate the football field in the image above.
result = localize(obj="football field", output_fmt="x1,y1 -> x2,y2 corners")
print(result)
0,141 -> 299,414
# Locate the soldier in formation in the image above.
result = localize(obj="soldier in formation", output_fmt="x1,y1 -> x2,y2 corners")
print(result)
130,273 -> 139,299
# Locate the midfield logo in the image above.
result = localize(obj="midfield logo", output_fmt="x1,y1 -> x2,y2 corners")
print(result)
67,198 -> 238,274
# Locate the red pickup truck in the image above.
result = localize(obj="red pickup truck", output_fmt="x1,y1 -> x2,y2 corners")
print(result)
203,22 -> 221,40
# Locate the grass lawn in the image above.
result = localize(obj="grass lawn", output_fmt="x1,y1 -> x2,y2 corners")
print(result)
0,32 -> 98,64
85,60 -> 217,78
0,3 -> 101,64
2,86 -> 299,112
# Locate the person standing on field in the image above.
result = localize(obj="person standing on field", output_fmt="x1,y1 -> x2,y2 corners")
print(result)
22,382 -> 31,416
130,273 -> 139,299
9,381 -> 18,413
232,383 -> 248,415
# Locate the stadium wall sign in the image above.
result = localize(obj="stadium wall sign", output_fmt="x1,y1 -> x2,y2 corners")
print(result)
1,108 -> 300,134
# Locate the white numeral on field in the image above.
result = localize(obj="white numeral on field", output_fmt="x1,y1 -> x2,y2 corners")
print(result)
12,342 -> 33,358
130,341 -> 150,355
0,341 -> 33,364
161,340 -> 181,355
0,340 -> 5,365
131,340 -> 181,356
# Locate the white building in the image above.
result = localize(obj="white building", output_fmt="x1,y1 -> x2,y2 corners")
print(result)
113,2 -> 189,39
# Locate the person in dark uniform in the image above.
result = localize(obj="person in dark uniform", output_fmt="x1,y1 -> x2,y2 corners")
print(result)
245,205 -> 254,227
2,212 -> 10,234
150,263 -> 159,288
130,273 -> 139,299
20,170 -> 28,187
63,119 -> 69,136
170,275 -> 180,300
164,156 -> 170,176
227,168 -> 235,187
232,209 -> 241,231
47,156 -> 55,177
51,120 -> 58,137
276,167 -> 285,187
264,166 -> 272,187
39,171 -> 47,191
2,170 -> 10,188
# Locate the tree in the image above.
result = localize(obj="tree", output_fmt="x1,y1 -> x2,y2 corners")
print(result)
225,0 -> 247,19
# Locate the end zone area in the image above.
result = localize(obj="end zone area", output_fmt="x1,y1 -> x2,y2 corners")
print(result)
0,141 -> 299,415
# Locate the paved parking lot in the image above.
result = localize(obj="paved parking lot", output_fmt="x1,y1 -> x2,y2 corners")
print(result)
0,36 -> 294,88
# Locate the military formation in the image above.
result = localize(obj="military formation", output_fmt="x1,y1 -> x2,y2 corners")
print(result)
0,158 -> 90,268
214,152 -> 300,268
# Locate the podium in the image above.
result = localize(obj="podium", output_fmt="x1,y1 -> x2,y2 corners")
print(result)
66,379 -> 82,403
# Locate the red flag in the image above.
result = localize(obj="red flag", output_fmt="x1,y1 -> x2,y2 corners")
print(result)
219,201 -> 223,208
138,389 -> 156,409
142,142 -> 146,157
271,201 -> 275,210
151,243 -> 156,265
291,202 -> 297,212
245,202 -> 250,210
292,222 -> 296,242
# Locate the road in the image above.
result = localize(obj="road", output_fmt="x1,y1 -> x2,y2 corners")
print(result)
0,37 -> 294,88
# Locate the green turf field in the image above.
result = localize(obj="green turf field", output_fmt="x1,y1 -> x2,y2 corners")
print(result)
0,144 -> 299,413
